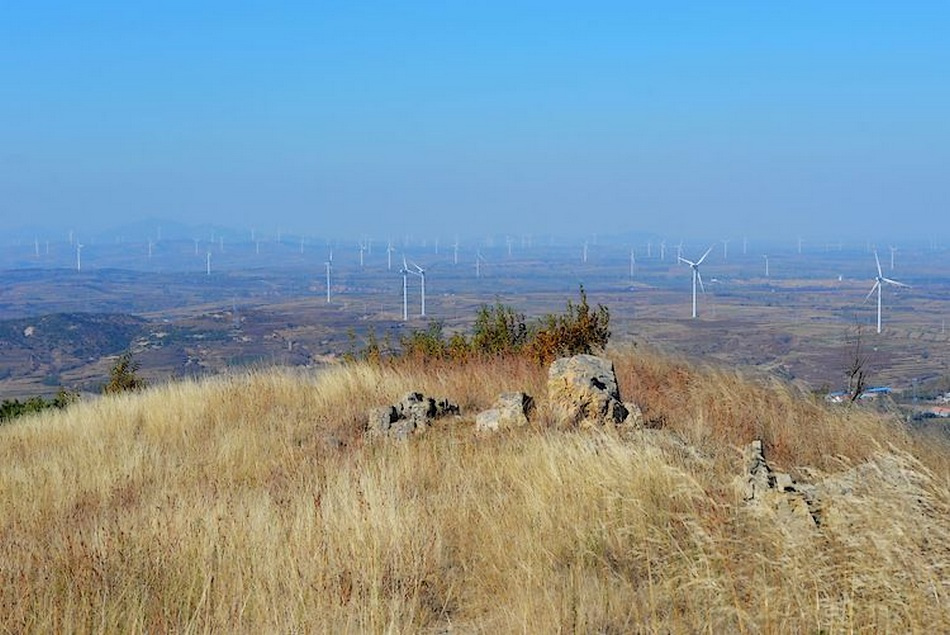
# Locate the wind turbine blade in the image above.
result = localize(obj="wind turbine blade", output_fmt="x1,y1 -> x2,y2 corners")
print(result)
881,277 -> 910,288
864,281 -> 879,303
697,245 -> 715,265
874,252 -> 883,277
697,271 -> 706,294
678,256 -> 694,266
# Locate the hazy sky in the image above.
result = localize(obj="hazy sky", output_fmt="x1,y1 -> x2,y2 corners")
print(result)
2,2 -> 948,242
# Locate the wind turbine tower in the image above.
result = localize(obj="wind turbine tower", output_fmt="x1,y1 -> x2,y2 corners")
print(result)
889,246 -> 897,271
400,257 -> 409,321
678,245 -> 714,319
408,261 -> 427,317
763,254 -> 769,278
325,260 -> 332,303
206,251 -> 212,276
867,251 -> 909,334
76,243 -> 83,272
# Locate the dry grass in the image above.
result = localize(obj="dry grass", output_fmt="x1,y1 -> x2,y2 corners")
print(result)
2,349 -> 949,632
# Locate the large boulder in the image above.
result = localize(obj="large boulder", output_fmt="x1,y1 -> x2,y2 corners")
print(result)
547,354 -> 629,428
476,391 -> 534,433
367,392 -> 459,440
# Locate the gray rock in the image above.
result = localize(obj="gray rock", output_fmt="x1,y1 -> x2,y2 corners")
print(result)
367,406 -> 398,435
737,439 -> 821,529
367,392 -> 460,440
547,354 -> 630,427
476,391 -> 534,433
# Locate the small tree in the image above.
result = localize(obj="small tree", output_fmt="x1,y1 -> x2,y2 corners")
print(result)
845,324 -> 871,402
103,351 -> 146,394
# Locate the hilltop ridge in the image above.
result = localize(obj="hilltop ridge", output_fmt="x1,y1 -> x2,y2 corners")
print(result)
2,347 -> 949,632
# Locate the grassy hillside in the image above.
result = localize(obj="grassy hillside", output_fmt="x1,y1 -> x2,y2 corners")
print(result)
2,347 -> 949,632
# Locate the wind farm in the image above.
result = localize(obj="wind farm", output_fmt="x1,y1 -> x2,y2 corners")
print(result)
1,226 -> 948,401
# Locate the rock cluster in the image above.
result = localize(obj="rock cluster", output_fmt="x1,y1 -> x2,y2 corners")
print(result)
547,354 -> 633,428
367,392 -> 460,440
475,392 -> 534,433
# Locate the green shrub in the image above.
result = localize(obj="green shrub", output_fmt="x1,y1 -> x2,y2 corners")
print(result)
103,351 -> 147,394
471,303 -> 529,357
0,389 -> 78,424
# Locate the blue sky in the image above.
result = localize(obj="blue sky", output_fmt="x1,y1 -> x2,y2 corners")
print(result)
2,2 -> 948,242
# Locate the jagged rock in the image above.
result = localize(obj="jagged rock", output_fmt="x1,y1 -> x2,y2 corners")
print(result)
622,401 -> 644,427
367,406 -> 398,434
737,439 -> 821,529
367,392 -> 460,440
547,354 -> 630,428
476,391 -> 534,433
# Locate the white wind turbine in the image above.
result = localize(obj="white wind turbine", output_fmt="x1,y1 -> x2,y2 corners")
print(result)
866,251 -> 909,334
629,247 -> 636,279
475,250 -> 486,278
387,239 -> 395,271
399,257 -> 411,320
76,242 -> 83,272
763,254 -> 770,278
889,246 -> 897,271
408,260 -> 427,317
325,259 -> 332,303
453,237 -> 459,265
678,245 -> 714,319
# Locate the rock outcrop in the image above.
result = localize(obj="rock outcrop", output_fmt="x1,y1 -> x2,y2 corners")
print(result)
367,392 -> 460,440
476,391 -> 534,433
547,354 -> 630,428
737,440 -> 821,528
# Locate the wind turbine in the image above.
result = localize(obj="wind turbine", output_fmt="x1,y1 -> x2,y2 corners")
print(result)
386,239 -> 394,271
206,251 -> 212,276
678,245 -> 714,319
889,246 -> 897,271
659,240 -> 666,261
629,248 -> 636,279
582,241 -> 588,263
476,250 -> 486,278
400,257 -> 410,321
763,254 -> 770,278
453,237 -> 459,265
866,251 -> 909,334
721,239 -> 730,260
76,243 -> 83,272
325,260 -> 332,303
408,260 -> 426,317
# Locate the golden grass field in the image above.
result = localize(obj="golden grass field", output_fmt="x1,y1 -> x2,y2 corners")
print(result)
2,346 -> 950,633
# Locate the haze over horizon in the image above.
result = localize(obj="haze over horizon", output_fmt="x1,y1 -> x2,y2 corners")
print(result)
2,3 -> 948,243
